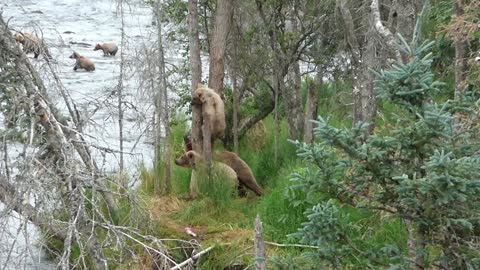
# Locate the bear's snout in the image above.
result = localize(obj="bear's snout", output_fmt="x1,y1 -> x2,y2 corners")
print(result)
191,97 -> 202,105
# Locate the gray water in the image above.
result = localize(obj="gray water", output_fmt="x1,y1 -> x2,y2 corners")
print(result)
0,0 -> 160,268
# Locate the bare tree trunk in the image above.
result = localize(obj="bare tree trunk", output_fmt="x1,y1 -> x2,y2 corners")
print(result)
338,0 -> 380,135
284,60 -> 304,140
273,64 -> 283,164
282,7 -> 304,141
208,0 -> 233,95
254,215 -> 266,270
156,0 -> 172,194
117,0 -> 126,181
205,0 -> 233,165
453,0 -> 468,99
188,0 -> 203,155
303,69 -> 322,143
232,46 -> 239,154
355,33 -> 378,135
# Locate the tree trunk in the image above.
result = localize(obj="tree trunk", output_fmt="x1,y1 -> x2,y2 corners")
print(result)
254,215 -> 266,270
453,0 -> 468,99
284,61 -> 304,140
205,0 -> 233,165
338,0 -> 378,135
282,7 -> 304,141
273,62 -> 285,163
156,0 -> 172,194
207,0 -> 233,95
354,30 -> 378,135
117,0 -> 126,184
188,0 -> 203,154
303,69 -> 322,143
232,55 -> 239,154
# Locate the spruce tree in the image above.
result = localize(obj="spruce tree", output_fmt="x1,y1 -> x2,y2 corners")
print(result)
288,39 -> 480,269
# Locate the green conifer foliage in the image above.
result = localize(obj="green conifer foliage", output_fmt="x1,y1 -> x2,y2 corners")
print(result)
288,39 -> 480,268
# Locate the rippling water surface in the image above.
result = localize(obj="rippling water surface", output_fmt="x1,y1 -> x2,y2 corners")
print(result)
1,0 -> 156,268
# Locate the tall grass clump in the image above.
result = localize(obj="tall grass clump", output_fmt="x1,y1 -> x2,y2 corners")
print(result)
139,113 -> 190,195
238,117 -> 297,189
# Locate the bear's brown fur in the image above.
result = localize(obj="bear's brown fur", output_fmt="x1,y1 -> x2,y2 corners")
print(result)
191,84 -> 226,143
182,135 -> 264,196
214,151 -> 264,196
14,32 -> 50,59
69,52 -> 95,72
175,150 -> 238,199
94,42 -> 118,56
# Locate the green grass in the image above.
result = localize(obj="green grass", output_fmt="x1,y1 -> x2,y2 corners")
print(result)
134,86 -> 415,269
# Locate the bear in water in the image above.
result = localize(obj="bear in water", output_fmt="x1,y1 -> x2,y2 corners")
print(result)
94,42 -> 118,56
69,52 -> 95,72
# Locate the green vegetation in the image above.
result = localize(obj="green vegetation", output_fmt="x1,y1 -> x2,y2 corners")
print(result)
135,35 -> 479,270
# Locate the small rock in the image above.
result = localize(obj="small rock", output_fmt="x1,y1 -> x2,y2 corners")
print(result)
63,31 -> 75,34
31,10 -> 43,14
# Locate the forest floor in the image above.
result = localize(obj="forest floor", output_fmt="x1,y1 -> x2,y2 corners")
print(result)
144,195 -> 259,267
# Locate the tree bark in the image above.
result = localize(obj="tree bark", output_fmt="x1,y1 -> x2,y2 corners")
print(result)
156,0 -> 172,194
338,0 -> 378,134
232,55 -> 239,154
303,69 -> 322,144
254,215 -> 266,270
208,0 -> 233,95
117,0 -> 126,177
188,0 -> 203,154
453,0 -> 469,99
282,9 -> 304,141
205,0 -> 233,165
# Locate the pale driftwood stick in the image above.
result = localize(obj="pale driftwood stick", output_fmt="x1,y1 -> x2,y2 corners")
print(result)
170,246 -> 214,270
265,241 -> 320,249
254,215 -> 266,270
371,0 -> 402,62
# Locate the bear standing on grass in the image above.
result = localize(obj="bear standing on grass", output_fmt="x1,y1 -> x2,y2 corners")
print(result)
174,150 -> 238,199
182,135 -> 264,197
191,84 -> 226,144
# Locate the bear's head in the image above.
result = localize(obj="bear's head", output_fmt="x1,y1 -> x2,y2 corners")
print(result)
192,85 -> 216,105
93,44 -> 103,51
69,51 -> 80,59
14,33 -> 26,44
174,150 -> 201,168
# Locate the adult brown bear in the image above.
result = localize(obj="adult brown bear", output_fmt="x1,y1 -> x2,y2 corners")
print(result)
14,32 -> 51,59
191,84 -> 226,144
182,135 -> 264,196
174,150 -> 238,199
69,52 -> 95,72
94,42 -> 118,56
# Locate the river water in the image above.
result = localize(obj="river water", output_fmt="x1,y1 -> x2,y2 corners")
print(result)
0,0 -> 163,268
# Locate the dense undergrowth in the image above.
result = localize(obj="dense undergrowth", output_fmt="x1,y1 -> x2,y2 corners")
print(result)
130,77 -> 422,269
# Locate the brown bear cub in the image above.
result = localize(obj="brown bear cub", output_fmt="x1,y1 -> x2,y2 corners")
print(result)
174,150 -> 238,199
182,135 -> 265,196
191,84 -> 226,144
14,32 -> 51,59
69,52 -> 95,72
94,42 -> 118,56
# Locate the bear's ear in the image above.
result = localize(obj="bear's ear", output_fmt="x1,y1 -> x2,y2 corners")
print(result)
187,151 -> 193,159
